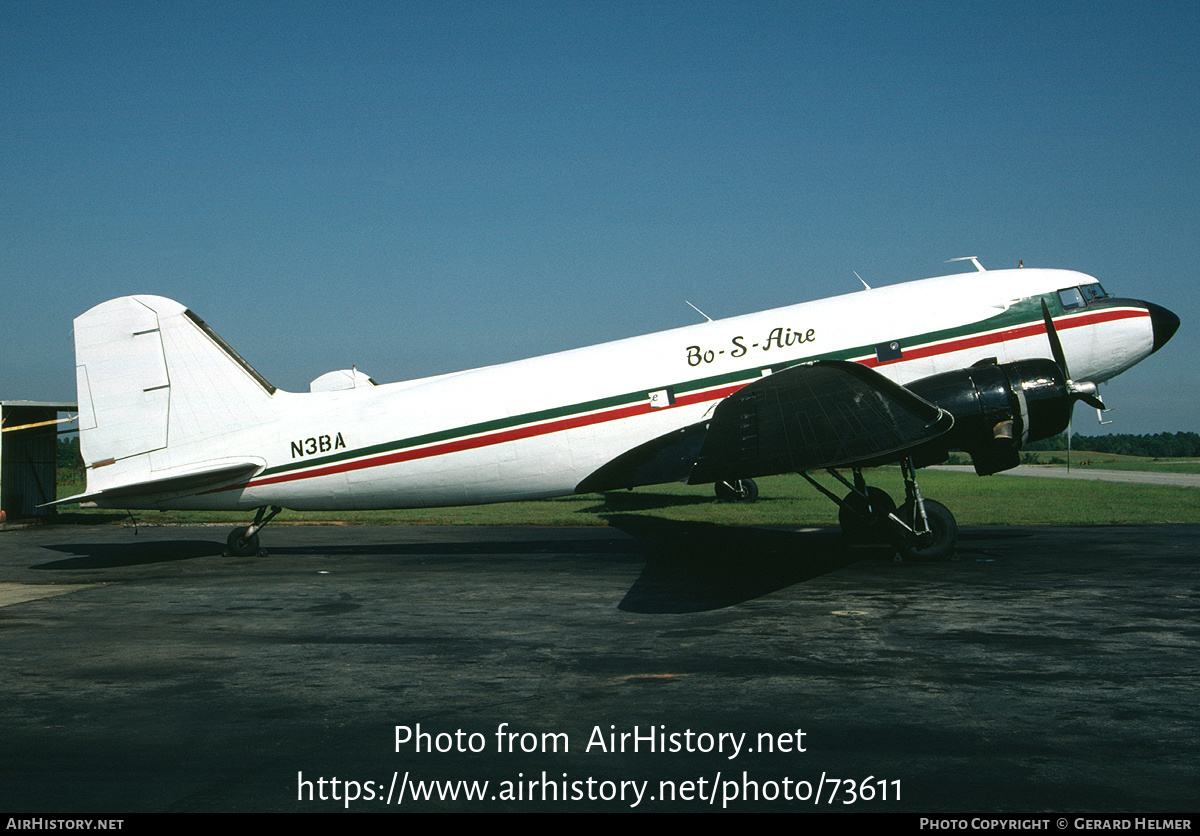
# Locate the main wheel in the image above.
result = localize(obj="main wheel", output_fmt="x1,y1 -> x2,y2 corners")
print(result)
892,499 -> 957,561
715,478 -> 758,503
838,487 -> 896,542
227,526 -> 260,557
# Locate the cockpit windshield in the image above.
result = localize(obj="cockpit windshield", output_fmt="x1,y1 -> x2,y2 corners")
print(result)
1058,282 -> 1109,311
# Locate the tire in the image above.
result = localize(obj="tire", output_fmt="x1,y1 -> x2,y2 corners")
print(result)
715,478 -> 759,503
227,526 -> 260,557
892,499 -> 957,561
838,487 -> 896,542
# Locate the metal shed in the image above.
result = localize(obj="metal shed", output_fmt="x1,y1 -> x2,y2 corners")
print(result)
1,401 -> 76,520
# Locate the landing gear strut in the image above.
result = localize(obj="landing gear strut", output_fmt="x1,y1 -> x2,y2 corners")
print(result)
889,458 -> 957,561
226,505 -> 282,557
801,458 -> 957,560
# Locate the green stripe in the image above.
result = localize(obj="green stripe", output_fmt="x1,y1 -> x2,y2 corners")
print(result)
264,388 -> 652,477
262,296 -> 1051,479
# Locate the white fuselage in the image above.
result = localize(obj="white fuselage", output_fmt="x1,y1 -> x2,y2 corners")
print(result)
88,268 -> 1161,511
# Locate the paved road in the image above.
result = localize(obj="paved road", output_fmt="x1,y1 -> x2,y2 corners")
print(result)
931,464 -> 1200,487
2,520 -> 1198,813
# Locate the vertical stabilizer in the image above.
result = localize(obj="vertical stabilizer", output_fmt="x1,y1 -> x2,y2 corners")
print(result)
73,296 -> 278,498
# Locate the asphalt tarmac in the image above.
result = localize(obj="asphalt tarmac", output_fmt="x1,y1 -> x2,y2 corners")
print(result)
1,518 -> 1198,813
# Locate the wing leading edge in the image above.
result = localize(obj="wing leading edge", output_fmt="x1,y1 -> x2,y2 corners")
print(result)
577,361 -> 953,494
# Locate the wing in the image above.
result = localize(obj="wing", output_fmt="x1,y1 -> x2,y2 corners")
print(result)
577,361 -> 954,493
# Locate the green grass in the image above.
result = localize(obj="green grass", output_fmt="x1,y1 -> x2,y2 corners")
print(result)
54,464 -> 1198,527
955,450 -> 1200,474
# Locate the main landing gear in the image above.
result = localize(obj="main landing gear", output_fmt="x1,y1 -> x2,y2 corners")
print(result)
800,458 -> 958,561
226,505 -> 282,557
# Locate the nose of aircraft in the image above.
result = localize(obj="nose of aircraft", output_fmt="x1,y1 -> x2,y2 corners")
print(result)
1145,302 -> 1181,354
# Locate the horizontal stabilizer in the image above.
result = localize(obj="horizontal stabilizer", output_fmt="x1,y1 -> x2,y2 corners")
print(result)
49,458 -> 265,507
689,360 -> 953,482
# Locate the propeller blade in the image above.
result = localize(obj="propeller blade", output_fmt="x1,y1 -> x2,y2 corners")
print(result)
1072,384 -> 1106,411
1040,298 -> 1069,376
1041,298 -> 1106,411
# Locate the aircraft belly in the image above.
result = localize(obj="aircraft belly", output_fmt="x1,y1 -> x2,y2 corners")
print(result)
329,443 -> 548,509
269,472 -> 354,511
193,471 -> 353,512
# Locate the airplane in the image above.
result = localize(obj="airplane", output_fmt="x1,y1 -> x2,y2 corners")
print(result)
55,259 -> 1179,561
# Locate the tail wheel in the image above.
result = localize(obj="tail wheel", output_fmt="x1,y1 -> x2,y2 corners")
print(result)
892,499 -> 957,561
715,478 -> 758,503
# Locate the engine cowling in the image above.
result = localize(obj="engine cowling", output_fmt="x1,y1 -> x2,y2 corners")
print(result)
906,359 -> 1072,475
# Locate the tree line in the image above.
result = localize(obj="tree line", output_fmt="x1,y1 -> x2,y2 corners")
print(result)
1025,431 -> 1200,458
57,436 -> 81,469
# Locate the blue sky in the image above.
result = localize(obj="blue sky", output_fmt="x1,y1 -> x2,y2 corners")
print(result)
3,1 -> 1196,434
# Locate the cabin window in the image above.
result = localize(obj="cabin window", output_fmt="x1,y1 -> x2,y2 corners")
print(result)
1080,282 -> 1109,301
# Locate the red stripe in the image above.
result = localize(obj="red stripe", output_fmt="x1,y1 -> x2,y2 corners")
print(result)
860,307 -> 1146,367
239,382 -> 747,490
242,306 -> 1149,490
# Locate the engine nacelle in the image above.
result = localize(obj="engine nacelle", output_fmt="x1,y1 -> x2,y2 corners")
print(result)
906,359 -> 1072,475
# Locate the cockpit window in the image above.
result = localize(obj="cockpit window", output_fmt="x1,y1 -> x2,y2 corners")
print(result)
1058,287 -> 1086,311
1058,283 -> 1109,311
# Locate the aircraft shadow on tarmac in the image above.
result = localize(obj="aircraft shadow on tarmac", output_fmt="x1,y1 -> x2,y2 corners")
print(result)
33,540 -> 225,570
32,513 -> 886,612
604,514 -> 884,613
585,492 -> 891,611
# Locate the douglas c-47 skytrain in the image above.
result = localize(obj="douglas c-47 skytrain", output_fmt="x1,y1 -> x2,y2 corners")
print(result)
56,259 -> 1180,560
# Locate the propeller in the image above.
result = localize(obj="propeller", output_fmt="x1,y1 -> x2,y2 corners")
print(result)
1040,299 -> 1107,470
1040,299 -> 1106,410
